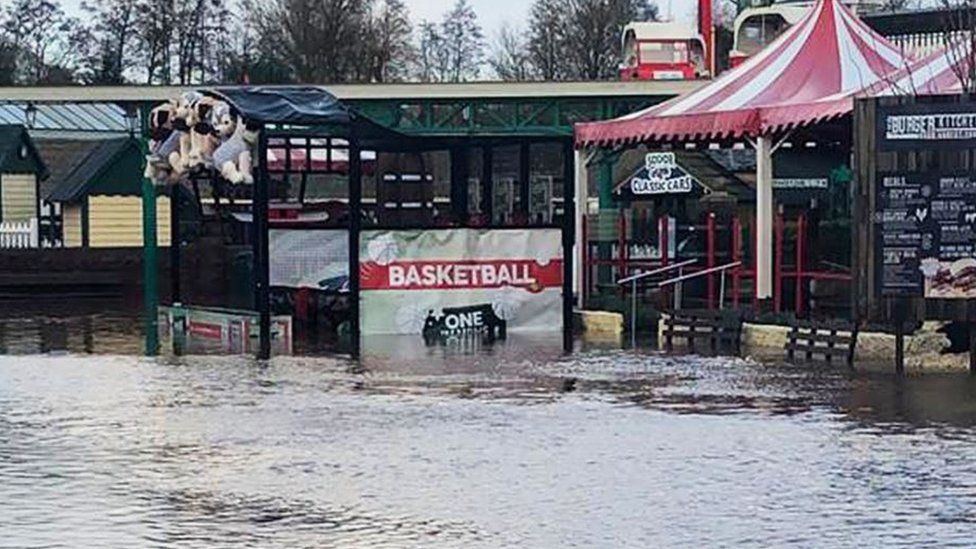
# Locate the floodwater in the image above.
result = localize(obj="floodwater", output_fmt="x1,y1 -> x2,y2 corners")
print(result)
2,307 -> 976,547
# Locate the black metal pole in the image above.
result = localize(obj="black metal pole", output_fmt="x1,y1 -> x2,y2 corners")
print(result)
562,139 -> 576,353
349,134 -> 362,359
255,129 -> 271,360
893,299 -> 905,376
450,146 -> 469,221
519,141 -> 531,219
482,146 -> 493,224
170,183 -> 181,304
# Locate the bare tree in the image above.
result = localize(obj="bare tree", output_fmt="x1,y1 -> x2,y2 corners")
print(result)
490,26 -> 534,81
246,0 -> 375,83
439,0 -> 485,82
1,0 -> 84,84
415,20 -> 448,82
526,0 -> 651,81
81,0 -> 141,84
367,0 -> 415,82
528,0 -> 565,80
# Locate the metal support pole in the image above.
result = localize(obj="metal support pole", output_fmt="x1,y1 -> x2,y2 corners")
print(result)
254,129 -> 271,360
796,213 -> 806,317
139,126 -> 159,357
170,183 -> 181,304
707,212 -> 716,308
631,278 -> 637,348
349,135 -> 363,359
719,269 -> 726,309
755,136 -> 774,300
519,141 -> 530,218
562,140 -> 576,353
732,216 -> 741,308
774,209 -> 784,313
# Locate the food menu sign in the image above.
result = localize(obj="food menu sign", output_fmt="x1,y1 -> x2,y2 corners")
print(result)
875,172 -> 976,298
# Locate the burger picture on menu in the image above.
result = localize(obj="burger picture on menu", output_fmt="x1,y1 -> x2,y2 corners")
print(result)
920,257 -> 976,297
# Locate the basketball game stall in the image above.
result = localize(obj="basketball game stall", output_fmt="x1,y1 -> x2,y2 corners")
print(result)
146,87 -> 575,359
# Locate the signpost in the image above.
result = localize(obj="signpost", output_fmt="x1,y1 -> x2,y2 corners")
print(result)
859,97 -> 976,375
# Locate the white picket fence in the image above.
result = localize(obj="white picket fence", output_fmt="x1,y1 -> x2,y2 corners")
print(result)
0,218 -> 39,249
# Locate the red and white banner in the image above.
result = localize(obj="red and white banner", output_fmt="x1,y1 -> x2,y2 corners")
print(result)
359,229 -> 563,336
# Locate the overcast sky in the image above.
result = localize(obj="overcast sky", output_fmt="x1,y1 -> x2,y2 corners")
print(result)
59,0 -> 693,41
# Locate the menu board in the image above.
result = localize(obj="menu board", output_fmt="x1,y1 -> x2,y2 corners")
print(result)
875,172 -> 976,298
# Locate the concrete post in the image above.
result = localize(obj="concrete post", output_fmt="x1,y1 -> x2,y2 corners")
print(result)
574,149 -> 588,303
755,136 -> 774,300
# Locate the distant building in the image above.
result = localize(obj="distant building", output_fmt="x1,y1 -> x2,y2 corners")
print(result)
44,137 -> 171,248
0,125 -> 47,225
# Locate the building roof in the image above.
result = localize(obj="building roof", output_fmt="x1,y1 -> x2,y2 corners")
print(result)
46,137 -> 140,202
0,102 -> 128,133
577,0 -> 910,146
0,124 -> 48,178
33,138 -> 104,199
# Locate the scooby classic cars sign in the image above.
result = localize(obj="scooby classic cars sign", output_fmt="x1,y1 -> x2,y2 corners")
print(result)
616,152 -> 704,201
360,229 -> 563,337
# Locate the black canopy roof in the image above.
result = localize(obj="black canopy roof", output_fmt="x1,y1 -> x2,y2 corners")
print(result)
205,86 -> 398,141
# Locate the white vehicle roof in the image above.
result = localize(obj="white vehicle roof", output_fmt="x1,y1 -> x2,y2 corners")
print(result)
623,21 -> 702,42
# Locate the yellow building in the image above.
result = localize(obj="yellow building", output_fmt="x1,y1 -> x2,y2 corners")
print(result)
46,137 -> 171,248
0,125 -> 47,225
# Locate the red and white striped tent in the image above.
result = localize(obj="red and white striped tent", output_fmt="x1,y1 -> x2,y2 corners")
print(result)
575,0 -> 911,147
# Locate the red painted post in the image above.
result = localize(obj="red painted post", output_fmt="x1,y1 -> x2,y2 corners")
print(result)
796,213 -> 806,317
659,215 -> 669,268
732,216 -> 741,308
707,212 -> 716,308
618,209 -> 626,281
774,210 -> 784,313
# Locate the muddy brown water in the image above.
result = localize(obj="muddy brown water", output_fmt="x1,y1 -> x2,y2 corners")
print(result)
1,306 -> 976,547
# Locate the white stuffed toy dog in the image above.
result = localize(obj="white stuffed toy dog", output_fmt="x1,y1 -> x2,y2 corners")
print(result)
143,100 -> 178,181
188,96 -> 222,169
167,91 -> 202,177
213,114 -> 259,184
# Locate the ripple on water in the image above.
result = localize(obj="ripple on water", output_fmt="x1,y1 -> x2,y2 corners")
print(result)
2,332 -> 976,546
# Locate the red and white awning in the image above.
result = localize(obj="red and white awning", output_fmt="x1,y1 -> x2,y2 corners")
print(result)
576,0 -> 912,146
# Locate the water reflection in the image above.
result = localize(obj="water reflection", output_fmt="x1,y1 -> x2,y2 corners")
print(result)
1,307 -> 976,546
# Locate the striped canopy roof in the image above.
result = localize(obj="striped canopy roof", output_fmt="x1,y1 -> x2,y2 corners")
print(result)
576,0 -> 911,147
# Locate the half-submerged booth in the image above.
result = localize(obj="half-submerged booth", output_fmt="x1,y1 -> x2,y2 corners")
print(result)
143,86 -> 575,358
574,0 -> 911,310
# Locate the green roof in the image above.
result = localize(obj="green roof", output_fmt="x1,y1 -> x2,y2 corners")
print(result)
46,137 -> 142,203
0,124 -> 48,178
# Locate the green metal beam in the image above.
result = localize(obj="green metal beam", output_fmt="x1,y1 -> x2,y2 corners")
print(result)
346,95 -> 668,138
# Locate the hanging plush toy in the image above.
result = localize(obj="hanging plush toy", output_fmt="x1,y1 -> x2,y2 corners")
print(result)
188,96 -> 221,169
168,91 -> 202,177
143,100 -> 178,181
213,113 -> 259,184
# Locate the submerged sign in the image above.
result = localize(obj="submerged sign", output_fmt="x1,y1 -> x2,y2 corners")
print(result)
619,152 -> 701,199
360,228 -> 563,337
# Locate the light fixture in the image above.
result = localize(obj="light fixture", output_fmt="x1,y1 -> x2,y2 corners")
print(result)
124,104 -> 140,136
24,102 -> 36,129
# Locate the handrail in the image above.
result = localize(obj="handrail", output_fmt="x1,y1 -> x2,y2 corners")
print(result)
658,261 -> 742,288
617,259 -> 697,285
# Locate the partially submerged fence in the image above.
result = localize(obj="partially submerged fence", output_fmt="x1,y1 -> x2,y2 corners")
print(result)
584,209 -> 853,316
0,218 -> 38,249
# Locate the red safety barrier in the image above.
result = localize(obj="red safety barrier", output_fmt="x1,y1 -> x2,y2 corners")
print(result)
707,213 -> 716,308
774,210 -> 784,313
